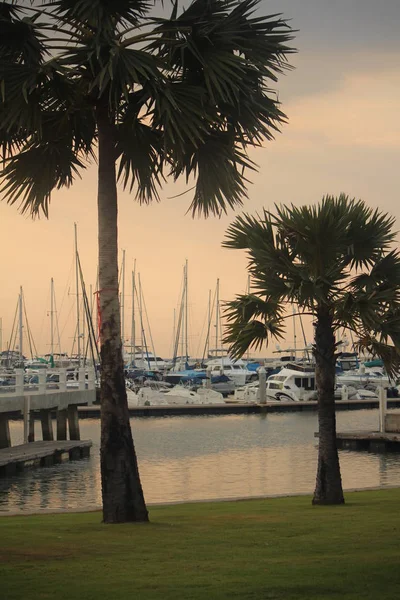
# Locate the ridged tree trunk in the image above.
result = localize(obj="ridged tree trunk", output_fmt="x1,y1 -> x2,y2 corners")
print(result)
96,102 -> 148,524
313,307 -> 345,505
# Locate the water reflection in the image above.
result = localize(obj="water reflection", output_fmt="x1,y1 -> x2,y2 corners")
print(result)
1,410 -> 400,513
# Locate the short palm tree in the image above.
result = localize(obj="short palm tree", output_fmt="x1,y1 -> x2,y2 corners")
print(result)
0,0 -> 294,522
223,195 -> 400,504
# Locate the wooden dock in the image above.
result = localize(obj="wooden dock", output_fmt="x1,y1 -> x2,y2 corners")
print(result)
78,397 -> 400,419
0,440 -> 92,477
335,431 -> 400,452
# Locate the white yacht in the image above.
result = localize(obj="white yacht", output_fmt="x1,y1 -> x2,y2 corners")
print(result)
265,365 -> 317,402
205,356 -> 249,387
234,379 -> 295,403
233,381 -> 261,403
124,347 -> 168,372
127,385 -> 223,406
336,368 -> 390,389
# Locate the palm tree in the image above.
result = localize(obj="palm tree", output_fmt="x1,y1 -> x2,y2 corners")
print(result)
223,195 -> 400,505
0,0 -> 295,522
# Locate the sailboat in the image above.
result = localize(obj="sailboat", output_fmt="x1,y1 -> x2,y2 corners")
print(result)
168,260 -> 191,372
4,287 -> 40,370
126,384 -> 224,407
204,279 -> 250,386
123,264 -> 167,372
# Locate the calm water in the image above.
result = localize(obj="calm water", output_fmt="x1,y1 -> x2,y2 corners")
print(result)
1,409 -> 400,513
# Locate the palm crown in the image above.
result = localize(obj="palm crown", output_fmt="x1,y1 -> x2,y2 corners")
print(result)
223,194 -> 400,376
0,0 -> 294,216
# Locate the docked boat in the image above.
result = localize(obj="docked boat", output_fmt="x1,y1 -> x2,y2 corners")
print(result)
232,381 -> 260,403
336,367 -> 390,389
233,368 -> 382,404
205,356 -> 250,387
264,364 -> 317,402
126,384 -> 223,406
163,387 -> 223,405
125,347 -> 168,372
233,380 -> 290,403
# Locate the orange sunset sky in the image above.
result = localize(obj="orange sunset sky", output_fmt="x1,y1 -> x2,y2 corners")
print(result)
1,0 -> 399,359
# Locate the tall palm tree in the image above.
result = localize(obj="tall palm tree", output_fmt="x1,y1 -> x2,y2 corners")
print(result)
223,195 -> 400,504
0,0 -> 295,522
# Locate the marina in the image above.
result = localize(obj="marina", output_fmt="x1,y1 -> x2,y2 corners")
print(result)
1,230 -> 400,510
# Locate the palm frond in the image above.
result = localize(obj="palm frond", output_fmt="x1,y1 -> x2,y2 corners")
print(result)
49,0 -> 151,31
350,251 -> 400,293
116,118 -> 164,203
354,335 -> 400,380
224,293 -> 285,358
172,131 -> 256,217
0,5 -> 47,66
91,46 -> 163,106
152,81 -> 211,151
0,140 -> 87,216
223,209 -> 342,309
344,199 -> 397,269
223,210 -> 274,250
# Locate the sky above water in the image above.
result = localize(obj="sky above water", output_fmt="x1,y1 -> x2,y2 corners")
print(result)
1,0 -> 399,359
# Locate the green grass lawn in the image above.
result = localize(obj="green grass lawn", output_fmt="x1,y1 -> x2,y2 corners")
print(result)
1,489 -> 400,600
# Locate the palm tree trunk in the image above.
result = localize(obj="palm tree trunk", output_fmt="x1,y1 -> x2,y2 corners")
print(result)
312,307 -> 344,505
96,102 -> 148,523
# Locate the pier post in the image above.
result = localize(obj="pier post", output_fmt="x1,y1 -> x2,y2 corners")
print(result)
87,368 -> 95,391
23,396 -> 31,444
38,371 -> 46,395
205,366 -> 212,389
258,367 -> 267,405
78,368 -> 86,391
57,409 -> 68,441
28,411 -> 35,442
379,386 -> 387,433
40,409 -> 54,441
59,369 -> 67,393
15,369 -> 24,396
68,405 -> 80,440
0,415 -> 11,449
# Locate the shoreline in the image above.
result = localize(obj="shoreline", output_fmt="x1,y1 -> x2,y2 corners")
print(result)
2,483 -> 400,517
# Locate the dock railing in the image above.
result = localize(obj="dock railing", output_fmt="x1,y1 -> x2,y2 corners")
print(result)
0,368 -> 96,448
0,368 -> 96,397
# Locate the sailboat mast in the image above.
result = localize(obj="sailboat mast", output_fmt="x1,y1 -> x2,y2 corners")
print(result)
19,286 -> 23,360
184,259 -> 188,362
207,289 -> 211,358
121,249 -> 126,349
50,278 -> 54,357
138,273 -> 144,361
172,308 -> 176,358
74,223 -> 81,366
293,305 -> 297,358
246,275 -> 250,360
130,261 -> 136,366
89,284 -> 93,316
215,278 -> 219,356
